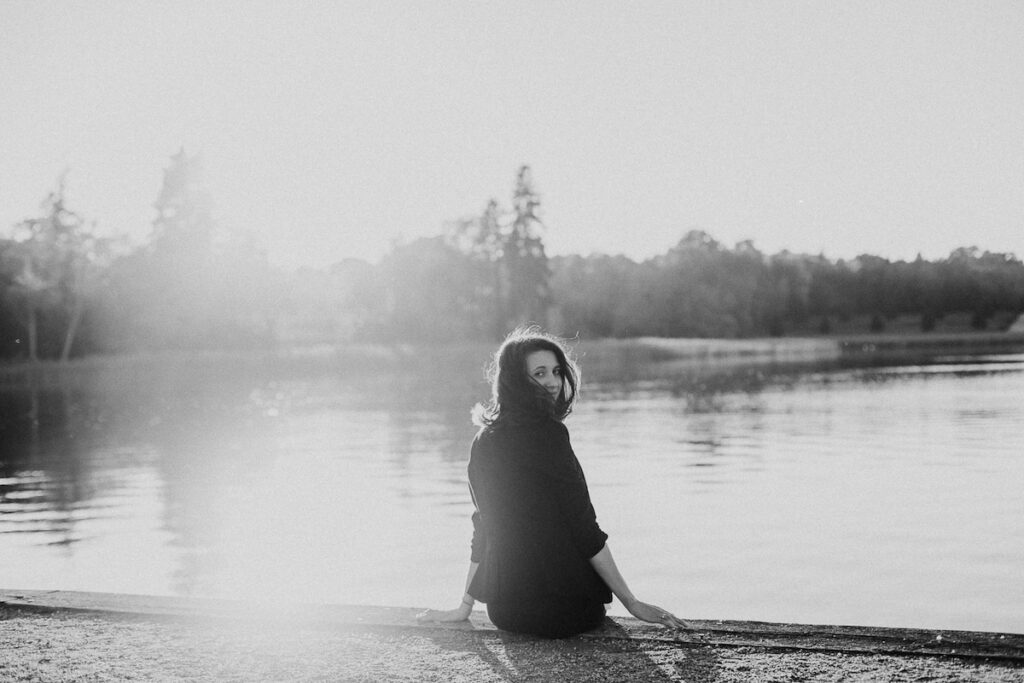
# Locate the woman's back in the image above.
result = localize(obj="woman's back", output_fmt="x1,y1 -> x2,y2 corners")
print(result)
467,419 -> 611,606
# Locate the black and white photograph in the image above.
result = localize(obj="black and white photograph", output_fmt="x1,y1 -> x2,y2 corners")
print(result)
1,2 -> 1023,680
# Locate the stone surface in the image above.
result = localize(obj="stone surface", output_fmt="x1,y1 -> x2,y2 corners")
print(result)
1,590 -> 1022,682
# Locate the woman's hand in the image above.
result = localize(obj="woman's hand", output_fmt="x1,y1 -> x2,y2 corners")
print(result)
624,599 -> 689,629
415,602 -> 473,623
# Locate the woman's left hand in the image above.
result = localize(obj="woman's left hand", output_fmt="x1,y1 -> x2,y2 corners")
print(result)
625,599 -> 689,629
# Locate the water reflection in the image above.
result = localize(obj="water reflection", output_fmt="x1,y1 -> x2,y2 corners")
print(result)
1,382 -> 95,548
1,348 -> 1022,632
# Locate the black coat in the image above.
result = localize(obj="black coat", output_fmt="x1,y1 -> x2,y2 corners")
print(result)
467,418 -> 612,605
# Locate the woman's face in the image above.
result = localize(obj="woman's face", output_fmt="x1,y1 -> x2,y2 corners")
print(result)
525,349 -> 563,400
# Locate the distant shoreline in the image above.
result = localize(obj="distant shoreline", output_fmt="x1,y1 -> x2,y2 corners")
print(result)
636,330 -> 1024,361
2,330 -> 1023,377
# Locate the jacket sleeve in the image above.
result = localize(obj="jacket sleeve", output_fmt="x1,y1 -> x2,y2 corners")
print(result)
469,484 -> 487,562
537,422 -> 608,559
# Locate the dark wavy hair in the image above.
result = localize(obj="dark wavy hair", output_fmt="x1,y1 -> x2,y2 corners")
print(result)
472,326 -> 580,428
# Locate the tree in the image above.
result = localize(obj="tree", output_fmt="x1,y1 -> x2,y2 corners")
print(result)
550,253 -> 645,337
1,174 -> 108,361
504,165 -> 551,329
144,148 -> 217,346
450,198 -> 505,338
150,148 -> 215,256
103,148 -> 271,350
1,240 -> 54,361
447,165 -> 551,339
102,149 -> 213,349
377,236 -> 480,341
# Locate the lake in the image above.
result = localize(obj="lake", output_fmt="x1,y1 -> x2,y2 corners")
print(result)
1,340 -> 1022,634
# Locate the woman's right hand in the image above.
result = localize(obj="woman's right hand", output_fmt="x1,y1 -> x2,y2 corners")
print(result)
625,599 -> 689,629
415,602 -> 473,623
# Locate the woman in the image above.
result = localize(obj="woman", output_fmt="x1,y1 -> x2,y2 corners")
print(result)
418,327 -> 687,638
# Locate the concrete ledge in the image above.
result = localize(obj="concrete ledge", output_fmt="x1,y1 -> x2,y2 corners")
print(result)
2,589 -> 1021,663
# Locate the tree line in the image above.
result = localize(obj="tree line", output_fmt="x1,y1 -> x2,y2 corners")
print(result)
551,235 -> 1024,338
1,151 -> 275,361
2,154 -> 1023,362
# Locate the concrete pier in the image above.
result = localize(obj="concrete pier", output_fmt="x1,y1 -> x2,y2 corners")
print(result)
1,590 -> 1021,681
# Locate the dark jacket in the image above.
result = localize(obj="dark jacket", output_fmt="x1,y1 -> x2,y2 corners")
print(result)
467,418 -> 612,605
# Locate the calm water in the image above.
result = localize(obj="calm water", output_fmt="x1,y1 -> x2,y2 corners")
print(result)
1,345 -> 1022,634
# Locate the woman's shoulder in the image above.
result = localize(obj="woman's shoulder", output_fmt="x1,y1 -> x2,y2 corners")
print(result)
482,416 -> 567,437
532,417 -> 571,443
471,418 -> 568,453
471,424 -> 509,456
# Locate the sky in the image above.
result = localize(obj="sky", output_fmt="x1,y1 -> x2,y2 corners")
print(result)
2,1 -> 1022,270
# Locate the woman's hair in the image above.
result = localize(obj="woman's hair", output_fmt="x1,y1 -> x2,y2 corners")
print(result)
472,325 -> 580,428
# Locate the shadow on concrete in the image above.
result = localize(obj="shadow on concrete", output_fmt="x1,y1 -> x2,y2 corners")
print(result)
420,616 -> 722,683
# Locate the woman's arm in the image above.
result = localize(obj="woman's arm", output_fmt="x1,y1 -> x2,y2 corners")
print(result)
589,544 -> 688,629
415,562 -> 479,623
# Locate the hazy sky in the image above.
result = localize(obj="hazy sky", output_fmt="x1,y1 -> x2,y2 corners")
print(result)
2,1 -> 1022,269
